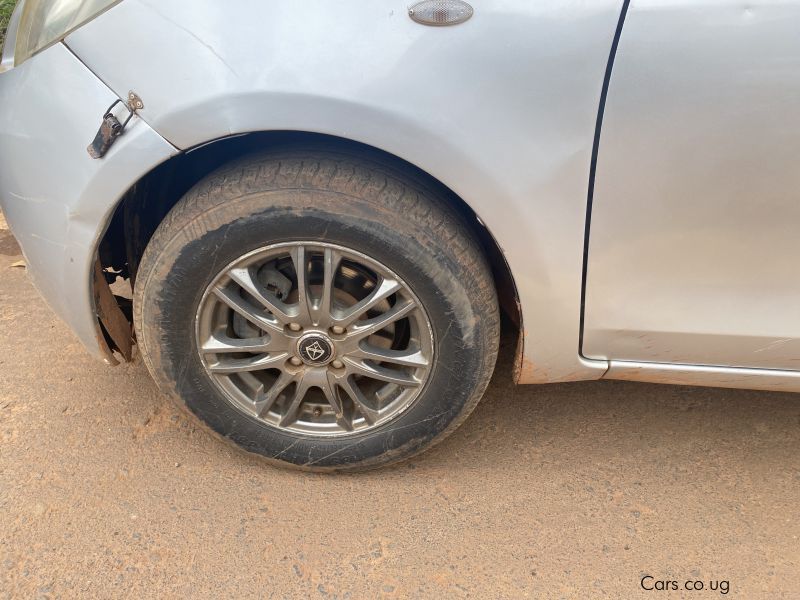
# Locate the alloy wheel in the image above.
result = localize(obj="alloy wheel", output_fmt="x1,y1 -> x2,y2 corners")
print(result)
195,242 -> 434,437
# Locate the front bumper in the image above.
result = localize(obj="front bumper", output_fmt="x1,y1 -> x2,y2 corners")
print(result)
0,42 -> 176,362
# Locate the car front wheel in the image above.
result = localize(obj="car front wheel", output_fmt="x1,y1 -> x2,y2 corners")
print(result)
133,150 -> 500,471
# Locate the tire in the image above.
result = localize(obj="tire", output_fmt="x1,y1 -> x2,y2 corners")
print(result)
133,149 -> 500,471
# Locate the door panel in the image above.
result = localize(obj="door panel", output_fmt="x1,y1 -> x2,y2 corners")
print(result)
584,0 -> 800,370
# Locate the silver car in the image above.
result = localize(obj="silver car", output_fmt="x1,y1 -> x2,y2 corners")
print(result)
2,0 -> 798,470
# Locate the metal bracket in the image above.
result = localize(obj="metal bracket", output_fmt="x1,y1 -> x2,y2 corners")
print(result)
127,90 -> 144,111
87,91 -> 144,159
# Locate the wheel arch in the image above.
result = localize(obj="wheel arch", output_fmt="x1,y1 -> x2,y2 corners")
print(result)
97,131 -> 522,365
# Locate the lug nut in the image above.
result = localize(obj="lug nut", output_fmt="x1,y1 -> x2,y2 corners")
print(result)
331,326 -> 345,335
290,357 -> 302,366
331,360 -> 344,369
288,323 -> 302,332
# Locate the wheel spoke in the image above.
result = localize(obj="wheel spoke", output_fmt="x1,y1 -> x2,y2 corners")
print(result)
201,332 -> 287,354
279,374 -> 312,428
227,266 -> 294,323
343,357 -> 421,387
208,352 -> 290,374
212,285 -> 283,334
345,298 -> 416,341
347,345 -> 429,368
322,372 -> 353,431
254,370 -> 296,417
310,247 -> 341,328
337,376 -> 379,425
290,245 -> 311,323
334,277 -> 402,329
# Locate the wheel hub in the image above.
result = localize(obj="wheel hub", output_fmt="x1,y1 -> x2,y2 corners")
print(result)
296,332 -> 335,366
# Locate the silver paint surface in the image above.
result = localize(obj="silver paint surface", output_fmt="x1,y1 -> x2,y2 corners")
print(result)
585,0 -> 800,371
5,1 -> 798,392
63,0 -> 623,382
0,42 -> 176,360
607,360 -> 800,395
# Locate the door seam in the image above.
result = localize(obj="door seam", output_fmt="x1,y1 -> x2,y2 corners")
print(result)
578,0 -> 632,360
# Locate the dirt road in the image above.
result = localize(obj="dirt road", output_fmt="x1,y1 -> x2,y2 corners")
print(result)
1,218 -> 798,598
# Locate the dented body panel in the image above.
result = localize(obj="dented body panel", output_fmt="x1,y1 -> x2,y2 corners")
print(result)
0,42 -> 176,361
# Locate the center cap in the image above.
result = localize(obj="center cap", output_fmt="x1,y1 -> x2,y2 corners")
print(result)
297,333 -> 335,366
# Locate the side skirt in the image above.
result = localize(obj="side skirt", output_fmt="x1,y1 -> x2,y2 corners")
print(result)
606,360 -> 800,394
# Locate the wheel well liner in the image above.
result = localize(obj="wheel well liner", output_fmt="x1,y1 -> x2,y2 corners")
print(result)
98,131 -> 521,353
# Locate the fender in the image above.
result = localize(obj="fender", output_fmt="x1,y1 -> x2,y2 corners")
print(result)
67,0 -> 627,382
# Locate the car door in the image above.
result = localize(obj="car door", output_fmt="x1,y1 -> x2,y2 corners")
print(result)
583,0 -> 800,370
